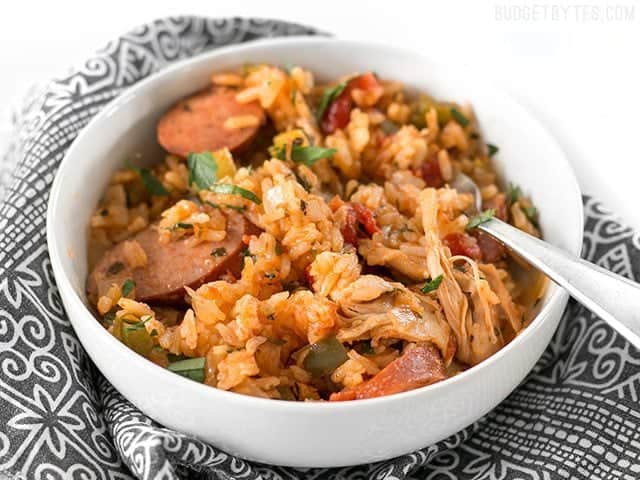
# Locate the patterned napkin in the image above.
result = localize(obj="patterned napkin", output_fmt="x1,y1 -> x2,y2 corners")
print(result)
1,16 -> 639,480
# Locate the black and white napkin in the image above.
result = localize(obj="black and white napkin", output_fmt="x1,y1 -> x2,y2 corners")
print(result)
1,16 -> 639,480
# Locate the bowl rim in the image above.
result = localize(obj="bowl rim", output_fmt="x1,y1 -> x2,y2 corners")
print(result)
46,35 -> 584,413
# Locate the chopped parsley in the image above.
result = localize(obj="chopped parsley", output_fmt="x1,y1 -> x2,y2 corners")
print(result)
121,279 -> 135,297
172,222 -> 193,230
421,274 -> 444,294
523,205 -> 539,225
210,183 -> 261,204
204,200 -> 246,211
275,145 -> 337,166
123,314 -> 151,333
466,209 -> 496,230
507,183 -> 522,204
241,247 -> 256,268
187,151 -> 218,191
211,247 -> 227,257
167,357 -> 205,383
103,311 -> 116,325
127,161 -> 169,196
450,107 -> 470,127
487,143 -> 499,157
316,82 -> 347,121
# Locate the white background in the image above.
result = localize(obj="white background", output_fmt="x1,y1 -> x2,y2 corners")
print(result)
1,0 -> 639,228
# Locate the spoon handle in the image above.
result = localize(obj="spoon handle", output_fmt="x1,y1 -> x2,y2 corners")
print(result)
480,218 -> 640,348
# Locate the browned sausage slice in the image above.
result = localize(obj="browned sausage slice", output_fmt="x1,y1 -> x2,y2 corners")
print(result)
87,213 -> 258,305
157,89 -> 265,157
329,344 -> 446,401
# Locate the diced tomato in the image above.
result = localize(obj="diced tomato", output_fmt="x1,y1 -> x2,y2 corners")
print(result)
443,232 -> 481,260
351,203 -> 380,236
320,73 -> 382,134
418,156 -> 444,188
303,265 -> 315,288
321,94 -> 352,134
339,202 -> 379,246
349,72 -> 380,92
473,231 -> 506,263
340,205 -> 359,246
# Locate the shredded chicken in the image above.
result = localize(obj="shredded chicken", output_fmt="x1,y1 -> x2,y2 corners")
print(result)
420,189 -> 475,364
418,188 -> 521,366
479,264 -> 524,336
335,275 -> 453,363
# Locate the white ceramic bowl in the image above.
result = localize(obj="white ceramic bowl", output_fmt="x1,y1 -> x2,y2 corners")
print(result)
47,37 -> 583,467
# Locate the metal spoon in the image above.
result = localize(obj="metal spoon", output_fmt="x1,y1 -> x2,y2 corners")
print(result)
452,173 -> 640,349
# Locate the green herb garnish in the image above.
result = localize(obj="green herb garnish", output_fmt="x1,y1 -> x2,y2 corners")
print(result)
121,315 -> 154,355
487,143 -> 499,157
204,200 -> 246,211
275,145 -> 337,166
127,161 -> 169,196
316,82 -> 347,121
241,247 -> 256,269
211,183 -> 261,204
466,209 -> 496,230
507,183 -> 522,204
124,314 -> 151,333
121,279 -> 135,297
103,311 -> 116,325
421,274 -> 444,294
523,205 -> 539,224
173,222 -> 193,230
187,152 -> 218,191
168,357 -> 206,383
450,107 -> 470,127
211,247 -> 227,257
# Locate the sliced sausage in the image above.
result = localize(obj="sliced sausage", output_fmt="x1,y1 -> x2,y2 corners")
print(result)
157,88 -> 265,157
87,212 -> 259,305
329,343 -> 447,401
